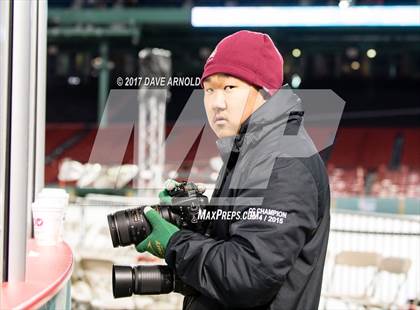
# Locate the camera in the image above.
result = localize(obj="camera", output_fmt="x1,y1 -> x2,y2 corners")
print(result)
112,264 -> 197,298
107,181 -> 209,298
107,181 -> 209,248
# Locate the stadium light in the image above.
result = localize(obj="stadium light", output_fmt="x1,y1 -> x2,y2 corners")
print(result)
338,0 -> 351,9
351,61 -> 360,70
291,74 -> 301,88
191,6 -> 420,27
292,48 -> 301,58
367,49 -> 377,58
67,76 -> 80,85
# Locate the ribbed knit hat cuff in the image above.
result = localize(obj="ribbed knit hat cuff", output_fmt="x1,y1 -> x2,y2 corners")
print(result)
200,63 -> 279,95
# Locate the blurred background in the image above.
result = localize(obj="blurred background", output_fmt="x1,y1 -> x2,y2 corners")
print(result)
42,0 -> 419,309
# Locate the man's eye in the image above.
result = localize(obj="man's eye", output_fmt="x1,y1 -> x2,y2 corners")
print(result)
224,85 -> 236,91
205,88 -> 213,94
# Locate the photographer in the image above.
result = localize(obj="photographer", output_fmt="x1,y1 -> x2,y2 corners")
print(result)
137,30 -> 330,310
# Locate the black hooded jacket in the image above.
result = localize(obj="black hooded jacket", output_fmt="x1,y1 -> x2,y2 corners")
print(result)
165,85 -> 331,310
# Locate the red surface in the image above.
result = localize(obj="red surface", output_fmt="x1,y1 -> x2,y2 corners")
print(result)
0,239 -> 73,310
46,123 -> 85,154
401,128 -> 420,168
329,127 -> 419,169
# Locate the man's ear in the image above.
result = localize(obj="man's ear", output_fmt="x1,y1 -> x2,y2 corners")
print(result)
240,87 -> 259,125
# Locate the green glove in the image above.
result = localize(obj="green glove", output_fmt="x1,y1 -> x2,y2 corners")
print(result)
158,179 -> 181,204
136,207 -> 179,258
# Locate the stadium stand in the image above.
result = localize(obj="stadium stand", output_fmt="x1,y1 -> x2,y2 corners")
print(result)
45,124 -> 420,198
45,123 -> 86,155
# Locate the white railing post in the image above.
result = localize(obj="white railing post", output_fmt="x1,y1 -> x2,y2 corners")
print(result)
7,0 -> 32,282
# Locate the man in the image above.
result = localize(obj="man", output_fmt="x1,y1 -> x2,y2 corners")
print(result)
137,30 -> 330,310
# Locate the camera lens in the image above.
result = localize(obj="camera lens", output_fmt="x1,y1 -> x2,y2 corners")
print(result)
107,207 -> 152,247
107,205 -> 180,248
107,213 -> 120,248
112,265 -> 174,298
112,265 -> 134,298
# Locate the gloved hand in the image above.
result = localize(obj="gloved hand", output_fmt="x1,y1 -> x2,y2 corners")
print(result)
158,179 -> 181,204
136,207 -> 179,258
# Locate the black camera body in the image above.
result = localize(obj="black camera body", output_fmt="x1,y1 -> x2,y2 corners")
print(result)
107,182 -> 209,298
107,182 -> 209,248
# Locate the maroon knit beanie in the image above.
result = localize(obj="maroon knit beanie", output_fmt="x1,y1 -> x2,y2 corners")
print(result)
201,30 -> 284,95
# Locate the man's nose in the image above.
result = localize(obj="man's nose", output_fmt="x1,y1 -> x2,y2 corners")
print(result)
211,91 -> 227,110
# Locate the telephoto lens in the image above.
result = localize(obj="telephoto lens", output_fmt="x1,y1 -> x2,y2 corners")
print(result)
107,205 -> 178,247
112,265 -> 174,298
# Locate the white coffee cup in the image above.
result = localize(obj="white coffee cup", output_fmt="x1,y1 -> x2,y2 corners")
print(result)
32,188 -> 69,246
